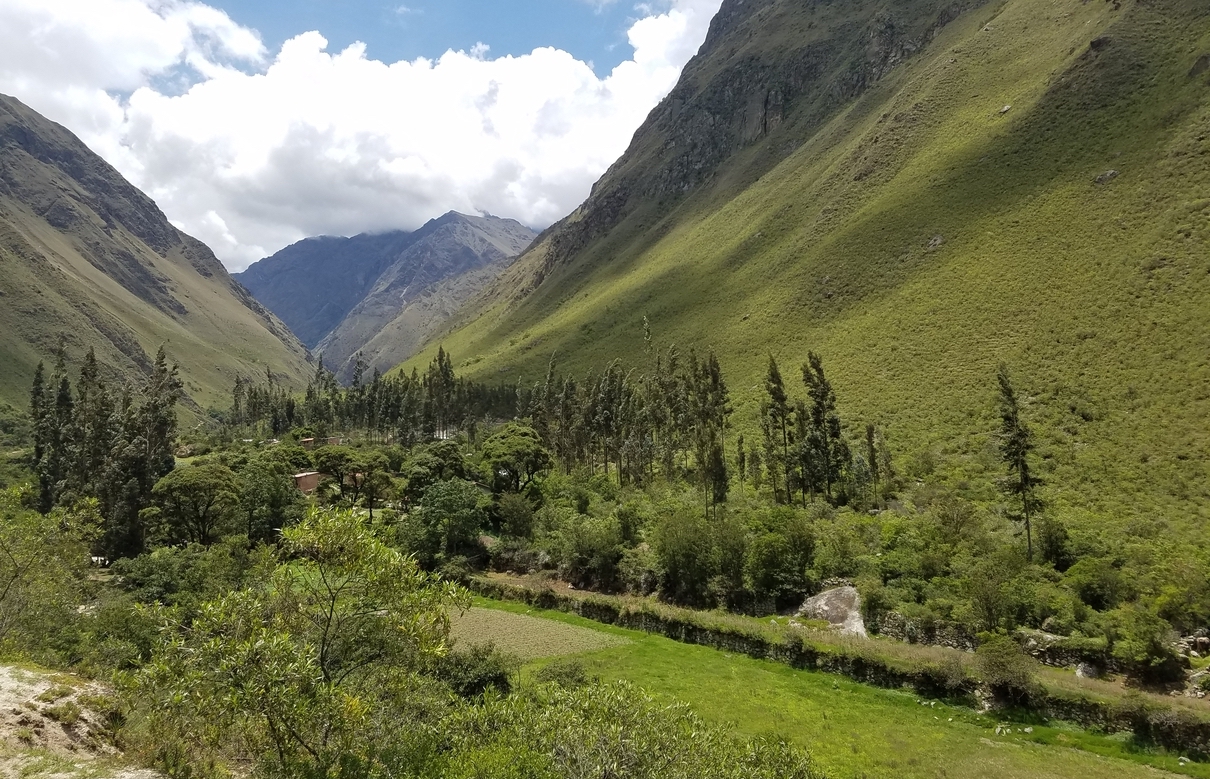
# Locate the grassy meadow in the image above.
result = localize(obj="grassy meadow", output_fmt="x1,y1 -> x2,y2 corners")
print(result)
455,598 -> 1208,779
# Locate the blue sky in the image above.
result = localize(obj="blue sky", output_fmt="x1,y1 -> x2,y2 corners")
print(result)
214,0 -> 647,74
0,0 -> 719,267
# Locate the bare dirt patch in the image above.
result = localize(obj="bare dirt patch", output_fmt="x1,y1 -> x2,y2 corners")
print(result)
0,665 -> 156,779
451,607 -> 630,660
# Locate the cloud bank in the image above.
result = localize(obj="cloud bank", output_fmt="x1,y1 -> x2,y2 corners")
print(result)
0,0 -> 722,270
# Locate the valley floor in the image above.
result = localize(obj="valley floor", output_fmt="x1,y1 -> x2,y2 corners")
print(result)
455,599 -> 1205,779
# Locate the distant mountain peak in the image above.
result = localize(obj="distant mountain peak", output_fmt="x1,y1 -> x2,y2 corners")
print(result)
237,211 -> 537,381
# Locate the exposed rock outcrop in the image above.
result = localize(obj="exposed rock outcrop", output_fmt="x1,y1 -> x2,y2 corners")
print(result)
797,585 -> 867,637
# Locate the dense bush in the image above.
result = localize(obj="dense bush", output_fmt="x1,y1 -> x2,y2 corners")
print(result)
433,642 -> 516,698
534,658 -> 593,688
1105,605 -> 1184,685
438,683 -> 820,779
975,635 -> 1038,702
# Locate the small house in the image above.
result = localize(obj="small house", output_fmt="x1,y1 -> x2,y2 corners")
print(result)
300,438 -> 316,450
327,437 -> 343,446
293,471 -> 320,494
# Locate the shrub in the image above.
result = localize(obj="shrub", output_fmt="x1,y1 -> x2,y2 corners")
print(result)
974,635 -> 1037,702
652,509 -> 717,607
619,544 -> 661,596
857,575 -> 893,628
434,642 -> 516,699
534,658 -> 593,689
745,532 -> 805,609
558,515 -> 624,590
1106,605 -> 1184,685
499,493 -> 535,539
1064,558 -> 1127,611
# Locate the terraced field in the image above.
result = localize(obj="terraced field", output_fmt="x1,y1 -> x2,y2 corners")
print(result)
450,606 -> 630,660
460,598 -> 1207,779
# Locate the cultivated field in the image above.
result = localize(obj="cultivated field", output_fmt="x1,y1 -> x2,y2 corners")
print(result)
458,599 -> 1207,779
450,606 -> 630,660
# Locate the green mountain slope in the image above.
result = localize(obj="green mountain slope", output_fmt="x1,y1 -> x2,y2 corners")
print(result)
0,94 -> 312,415
408,0 -> 1210,536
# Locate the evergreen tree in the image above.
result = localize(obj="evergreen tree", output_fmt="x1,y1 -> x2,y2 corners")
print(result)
996,364 -> 1042,560
736,433 -> 746,496
66,348 -> 115,502
706,440 -> 728,516
35,348 -> 74,513
802,352 -> 850,505
763,356 -> 791,503
29,362 -> 48,511
866,423 -> 879,509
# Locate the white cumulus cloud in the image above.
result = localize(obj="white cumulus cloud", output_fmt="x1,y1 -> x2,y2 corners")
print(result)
0,0 -> 722,270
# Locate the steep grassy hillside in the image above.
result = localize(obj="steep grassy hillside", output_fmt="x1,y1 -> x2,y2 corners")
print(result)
407,0 -> 1210,538
0,95 -> 311,415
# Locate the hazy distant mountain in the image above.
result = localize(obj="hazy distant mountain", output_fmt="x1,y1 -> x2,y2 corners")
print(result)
235,231 -> 417,350
0,93 -> 311,412
237,212 -> 536,381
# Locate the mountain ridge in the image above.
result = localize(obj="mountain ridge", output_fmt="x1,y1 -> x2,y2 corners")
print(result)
402,0 -> 1210,538
238,211 -> 536,382
0,93 -> 312,413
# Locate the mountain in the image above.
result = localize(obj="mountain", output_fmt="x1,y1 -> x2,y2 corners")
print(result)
234,231 -> 416,350
407,0 -> 1210,534
0,94 -> 311,415
237,212 -> 536,381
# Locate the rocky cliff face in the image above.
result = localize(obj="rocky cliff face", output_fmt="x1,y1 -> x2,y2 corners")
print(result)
0,94 -> 311,410
236,231 -> 418,349
525,0 -> 990,288
238,212 -> 536,381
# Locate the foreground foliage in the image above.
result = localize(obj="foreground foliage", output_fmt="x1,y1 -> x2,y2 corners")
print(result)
132,508 -> 818,778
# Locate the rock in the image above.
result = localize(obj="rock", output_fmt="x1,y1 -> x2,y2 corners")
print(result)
927,235 -> 945,250
1076,662 -> 1100,679
998,104 -> 1012,115
1190,54 -> 1209,78
796,586 -> 867,637
1089,36 -> 1112,52
1095,170 -> 1119,184
1024,727 -> 1033,733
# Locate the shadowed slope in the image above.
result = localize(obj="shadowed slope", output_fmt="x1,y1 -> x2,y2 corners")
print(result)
0,94 -> 311,413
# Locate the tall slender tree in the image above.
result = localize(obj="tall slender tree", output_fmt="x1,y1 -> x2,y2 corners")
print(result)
736,433 -> 746,497
996,364 -> 1042,560
866,423 -> 879,508
764,356 -> 791,503
802,353 -> 850,505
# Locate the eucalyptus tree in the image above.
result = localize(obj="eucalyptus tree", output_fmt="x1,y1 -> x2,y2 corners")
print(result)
996,364 -> 1042,560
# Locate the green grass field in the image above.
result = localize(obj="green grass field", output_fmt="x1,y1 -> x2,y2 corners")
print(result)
458,598 -> 1206,779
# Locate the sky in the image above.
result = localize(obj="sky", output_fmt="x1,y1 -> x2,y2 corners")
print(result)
0,0 -> 723,271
